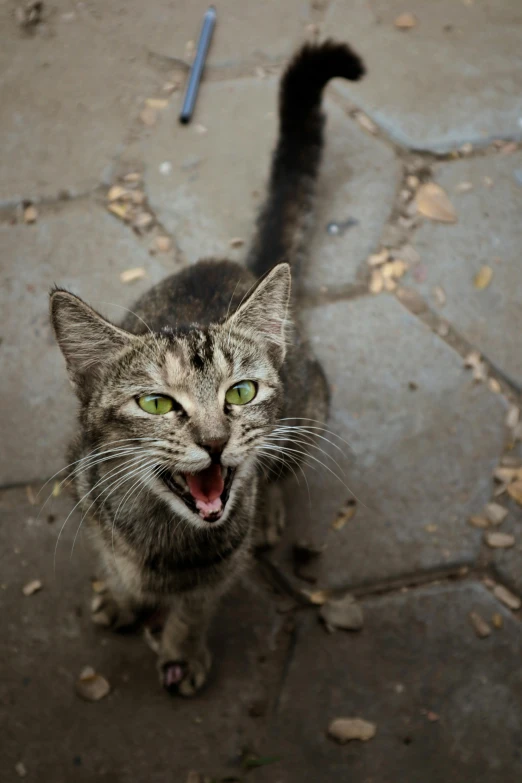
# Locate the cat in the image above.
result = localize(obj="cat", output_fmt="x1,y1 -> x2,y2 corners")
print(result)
50,40 -> 365,696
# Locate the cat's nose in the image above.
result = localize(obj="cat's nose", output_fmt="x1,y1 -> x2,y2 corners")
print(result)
198,437 -> 229,462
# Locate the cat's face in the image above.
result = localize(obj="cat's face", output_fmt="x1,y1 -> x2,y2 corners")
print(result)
51,264 -> 291,528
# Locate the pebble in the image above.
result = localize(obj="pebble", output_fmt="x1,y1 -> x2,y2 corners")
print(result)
493,585 -> 521,610
328,717 -> 376,743
484,532 -> 515,549
319,594 -> 364,631
469,611 -> 491,638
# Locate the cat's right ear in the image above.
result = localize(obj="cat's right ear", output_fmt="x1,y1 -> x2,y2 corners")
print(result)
50,289 -> 136,399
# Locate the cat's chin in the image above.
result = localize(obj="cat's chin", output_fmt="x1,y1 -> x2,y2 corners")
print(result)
158,465 -> 236,523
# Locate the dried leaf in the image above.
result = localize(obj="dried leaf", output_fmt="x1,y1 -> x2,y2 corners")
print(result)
91,595 -> 104,613
484,503 -> 508,525
23,205 -> 38,224
107,202 -> 131,222
432,285 -> 446,306
455,181 -> 473,193
133,212 -> 154,231
492,613 -> 503,629
484,532 -> 515,549
75,668 -> 110,702
120,267 -> 146,284
469,611 -> 491,638
320,594 -> 364,631
26,485 -> 37,505
382,260 -> 407,280
107,185 -> 128,202
488,378 -> 501,393
416,182 -> 457,223
493,585 -> 521,610
154,235 -> 172,253
162,81 -> 180,94
305,589 -> 331,605
146,98 -> 169,110
22,579 -> 42,596
367,248 -> 389,267
140,106 -> 157,126
468,516 -> 489,529
506,406 -> 520,430
328,717 -> 376,743
507,480 -> 522,505
493,467 -> 519,484
332,499 -> 357,530
474,265 -> 493,290
394,12 -> 417,29
355,111 -> 378,135
369,270 -> 384,294
91,579 -> 107,594
229,237 -> 245,248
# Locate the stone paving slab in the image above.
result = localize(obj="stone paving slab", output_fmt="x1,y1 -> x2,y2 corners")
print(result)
325,0 -> 522,152
255,583 -> 522,783
97,0 -> 310,70
0,2 -> 161,203
275,295 -> 506,589
406,152 -> 522,388
0,202 -> 178,487
142,78 -> 399,290
0,486 -> 281,783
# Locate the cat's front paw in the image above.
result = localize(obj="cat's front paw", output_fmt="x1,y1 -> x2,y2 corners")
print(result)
90,587 -> 138,631
159,648 -> 212,697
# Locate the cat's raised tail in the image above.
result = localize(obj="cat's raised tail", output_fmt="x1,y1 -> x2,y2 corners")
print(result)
246,40 -> 365,281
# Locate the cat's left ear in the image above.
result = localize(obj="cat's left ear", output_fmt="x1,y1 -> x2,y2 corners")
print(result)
225,263 -> 292,366
50,289 -> 137,400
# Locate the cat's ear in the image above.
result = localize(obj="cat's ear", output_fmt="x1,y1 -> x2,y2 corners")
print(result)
50,289 -> 136,399
225,263 -> 292,365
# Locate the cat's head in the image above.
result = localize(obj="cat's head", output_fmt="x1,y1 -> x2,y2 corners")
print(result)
50,264 -> 291,527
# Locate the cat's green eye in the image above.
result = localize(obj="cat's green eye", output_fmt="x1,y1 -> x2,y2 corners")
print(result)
138,394 -> 174,415
225,380 -> 257,406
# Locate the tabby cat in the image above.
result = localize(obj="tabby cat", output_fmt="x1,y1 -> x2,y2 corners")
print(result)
50,41 -> 365,696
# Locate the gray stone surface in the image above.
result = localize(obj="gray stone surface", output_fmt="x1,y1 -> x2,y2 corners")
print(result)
0,486 -> 281,783
0,202 -> 177,486
142,79 -> 399,290
0,2 -> 160,202
256,583 -> 522,783
325,0 -> 522,152
96,0 -> 311,69
275,295 -> 506,589
407,153 -> 522,387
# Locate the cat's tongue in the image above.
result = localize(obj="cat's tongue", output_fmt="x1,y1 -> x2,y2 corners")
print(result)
184,465 -> 224,519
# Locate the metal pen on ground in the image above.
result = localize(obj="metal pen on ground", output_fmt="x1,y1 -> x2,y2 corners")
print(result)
179,6 -> 217,124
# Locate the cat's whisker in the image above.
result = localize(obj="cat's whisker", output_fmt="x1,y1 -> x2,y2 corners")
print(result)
56,453 -> 155,570
109,462 -> 160,560
270,425 -> 347,457
278,417 -> 355,453
69,456 -> 159,561
264,433 -> 345,474
37,439 -> 161,515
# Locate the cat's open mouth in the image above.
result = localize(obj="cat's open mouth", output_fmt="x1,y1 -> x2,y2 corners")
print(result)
159,465 -> 235,522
